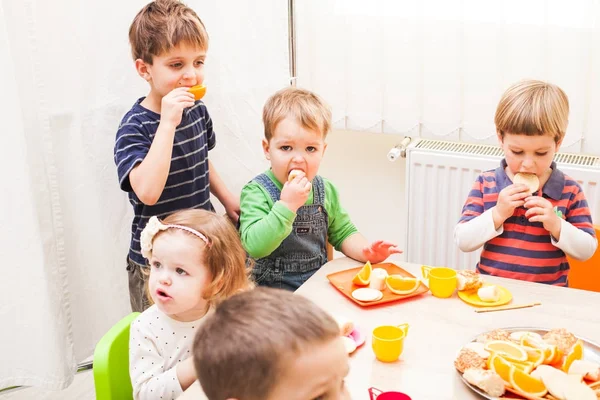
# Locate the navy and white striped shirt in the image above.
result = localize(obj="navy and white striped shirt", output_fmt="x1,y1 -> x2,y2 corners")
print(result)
114,98 -> 215,266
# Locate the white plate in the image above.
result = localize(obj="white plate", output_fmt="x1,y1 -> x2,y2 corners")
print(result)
457,327 -> 600,399
351,288 -> 383,302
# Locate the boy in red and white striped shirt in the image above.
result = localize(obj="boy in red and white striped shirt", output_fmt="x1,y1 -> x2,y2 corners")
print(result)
455,80 -> 597,286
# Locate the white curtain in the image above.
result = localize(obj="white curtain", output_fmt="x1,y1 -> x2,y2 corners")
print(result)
0,0 -> 288,390
296,0 -> 600,155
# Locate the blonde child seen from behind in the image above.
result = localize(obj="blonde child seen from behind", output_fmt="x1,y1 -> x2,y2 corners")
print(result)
129,209 -> 251,400
193,287 -> 351,400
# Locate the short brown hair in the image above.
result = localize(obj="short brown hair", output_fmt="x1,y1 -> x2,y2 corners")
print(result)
149,209 -> 252,305
193,287 -> 340,400
495,79 -> 569,143
129,0 -> 209,64
263,87 -> 332,141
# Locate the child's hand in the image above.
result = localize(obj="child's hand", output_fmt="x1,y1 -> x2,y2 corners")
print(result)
224,197 -> 241,223
524,196 -> 561,238
280,172 -> 311,213
494,183 -> 530,222
362,240 -> 402,264
160,87 -> 195,128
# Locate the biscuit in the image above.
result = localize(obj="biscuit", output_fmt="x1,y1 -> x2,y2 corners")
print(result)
288,169 -> 302,182
457,270 -> 484,291
351,288 -> 383,302
455,348 -> 486,373
514,172 -> 540,193
476,329 -> 511,343
543,328 -> 578,354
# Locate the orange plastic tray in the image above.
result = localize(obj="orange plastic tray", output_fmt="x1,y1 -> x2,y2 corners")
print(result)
326,262 -> 429,307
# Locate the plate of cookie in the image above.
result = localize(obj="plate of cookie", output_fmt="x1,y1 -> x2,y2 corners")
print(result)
456,270 -> 513,307
454,327 -> 600,399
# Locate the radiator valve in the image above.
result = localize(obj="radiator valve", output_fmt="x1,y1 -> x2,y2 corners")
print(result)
387,137 -> 412,161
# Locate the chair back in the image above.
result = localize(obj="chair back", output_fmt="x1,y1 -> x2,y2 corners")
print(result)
93,312 -> 140,400
567,226 -> 600,292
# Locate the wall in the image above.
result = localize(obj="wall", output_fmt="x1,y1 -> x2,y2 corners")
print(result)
319,130 -> 408,260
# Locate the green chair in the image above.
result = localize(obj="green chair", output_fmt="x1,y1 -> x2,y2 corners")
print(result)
93,312 -> 140,400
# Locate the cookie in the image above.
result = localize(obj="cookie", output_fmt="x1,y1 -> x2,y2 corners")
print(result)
351,288 -> 383,302
514,172 -> 540,193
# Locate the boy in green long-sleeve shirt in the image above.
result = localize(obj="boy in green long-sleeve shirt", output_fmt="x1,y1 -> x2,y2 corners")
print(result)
239,87 -> 402,291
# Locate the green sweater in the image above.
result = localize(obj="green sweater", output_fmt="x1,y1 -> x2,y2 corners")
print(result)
239,170 -> 358,259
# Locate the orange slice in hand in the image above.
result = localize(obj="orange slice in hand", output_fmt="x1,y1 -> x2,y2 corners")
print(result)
484,340 -> 528,362
385,275 -> 420,295
509,367 -> 548,398
352,261 -> 372,286
189,85 -> 206,100
562,339 -> 583,372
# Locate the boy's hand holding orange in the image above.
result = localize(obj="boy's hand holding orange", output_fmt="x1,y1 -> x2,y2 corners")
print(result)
161,87 -> 196,128
362,240 -> 402,264
280,170 -> 311,212
524,196 -> 561,238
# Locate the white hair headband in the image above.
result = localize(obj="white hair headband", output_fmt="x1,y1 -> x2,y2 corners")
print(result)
140,216 -> 210,259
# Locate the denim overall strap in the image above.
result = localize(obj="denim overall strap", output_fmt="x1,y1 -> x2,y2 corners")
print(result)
252,173 -> 281,203
311,176 -> 325,206
251,174 -> 329,291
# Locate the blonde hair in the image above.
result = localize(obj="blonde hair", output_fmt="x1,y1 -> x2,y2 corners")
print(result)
146,209 -> 252,306
193,287 -> 340,400
263,87 -> 332,141
129,0 -> 209,64
495,79 -> 569,143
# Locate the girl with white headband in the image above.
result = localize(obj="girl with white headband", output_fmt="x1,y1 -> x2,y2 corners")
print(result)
129,209 -> 252,399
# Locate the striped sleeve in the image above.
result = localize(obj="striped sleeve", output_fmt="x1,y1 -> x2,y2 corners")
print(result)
201,104 -> 216,151
459,175 -> 485,223
564,179 -> 595,237
114,116 -> 151,192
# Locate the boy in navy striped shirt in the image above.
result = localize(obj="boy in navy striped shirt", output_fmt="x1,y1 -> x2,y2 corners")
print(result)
114,0 -> 239,311
455,80 -> 597,286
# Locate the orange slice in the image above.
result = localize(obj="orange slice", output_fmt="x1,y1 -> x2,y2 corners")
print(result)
542,345 -> 561,365
562,339 -> 583,372
385,275 -> 420,295
511,362 -> 534,374
484,340 -> 528,362
523,346 -> 545,367
352,261 -> 372,286
509,367 -> 547,398
488,353 -> 514,383
189,85 -> 206,100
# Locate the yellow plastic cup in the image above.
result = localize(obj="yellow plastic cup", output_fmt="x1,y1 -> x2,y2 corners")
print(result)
421,266 -> 457,298
371,323 -> 410,362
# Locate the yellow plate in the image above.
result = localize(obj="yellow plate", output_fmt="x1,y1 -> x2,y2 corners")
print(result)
457,284 -> 512,307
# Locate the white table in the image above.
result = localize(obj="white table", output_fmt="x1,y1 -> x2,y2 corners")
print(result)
180,255 -> 600,399
295,255 -> 600,400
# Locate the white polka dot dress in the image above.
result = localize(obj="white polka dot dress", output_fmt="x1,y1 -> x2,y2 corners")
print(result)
129,305 -> 213,400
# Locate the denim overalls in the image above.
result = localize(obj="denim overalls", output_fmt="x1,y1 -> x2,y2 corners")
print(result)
251,173 -> 329,291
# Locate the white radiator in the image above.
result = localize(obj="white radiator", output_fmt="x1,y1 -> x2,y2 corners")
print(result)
404,139 -> 600,270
